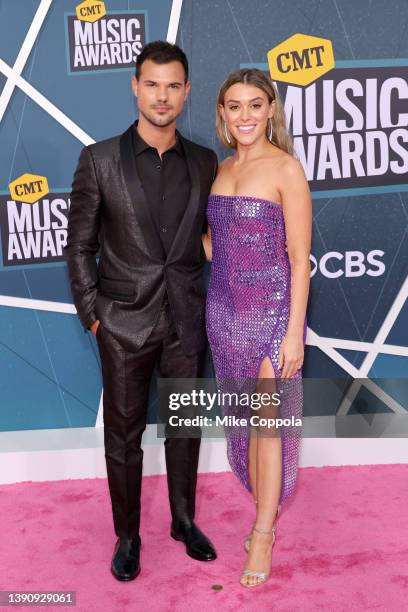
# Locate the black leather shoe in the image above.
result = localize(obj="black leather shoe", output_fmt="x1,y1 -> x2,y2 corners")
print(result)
111,536 -> 141,581
171,521 -> 217,561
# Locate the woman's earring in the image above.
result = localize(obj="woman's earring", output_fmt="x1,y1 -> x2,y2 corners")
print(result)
223,120 -> 231,144
267,118 -> 273,142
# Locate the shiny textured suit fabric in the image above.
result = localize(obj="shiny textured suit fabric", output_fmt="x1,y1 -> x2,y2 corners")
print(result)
206,194 -> 305,506
64,122 -> 217,355
64,122 -> 217,537
95,301 -> 203,537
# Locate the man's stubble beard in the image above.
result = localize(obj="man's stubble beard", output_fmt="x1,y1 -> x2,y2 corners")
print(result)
139,107 -> 180,129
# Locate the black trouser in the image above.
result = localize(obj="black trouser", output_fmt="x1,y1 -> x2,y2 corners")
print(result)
96,300 -> 204,538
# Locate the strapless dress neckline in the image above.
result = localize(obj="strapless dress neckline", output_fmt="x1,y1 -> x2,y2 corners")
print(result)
209,193 -> 282,208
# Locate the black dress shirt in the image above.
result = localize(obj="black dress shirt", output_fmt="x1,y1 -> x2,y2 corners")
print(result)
132,124 -> 191,256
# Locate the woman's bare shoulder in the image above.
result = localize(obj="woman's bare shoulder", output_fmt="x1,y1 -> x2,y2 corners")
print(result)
218,155 -> 235,170
277,154 -> 305,179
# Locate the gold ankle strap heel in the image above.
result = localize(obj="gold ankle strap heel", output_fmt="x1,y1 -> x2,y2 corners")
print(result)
243,503 -> 280,552
240,509 -> 280,588
240,525 -> 276,587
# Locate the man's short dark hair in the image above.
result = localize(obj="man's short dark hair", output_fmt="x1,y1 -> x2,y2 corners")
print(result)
135,41 -> 189,81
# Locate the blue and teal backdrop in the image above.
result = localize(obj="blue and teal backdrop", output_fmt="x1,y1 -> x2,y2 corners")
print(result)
0,0 -> 407,433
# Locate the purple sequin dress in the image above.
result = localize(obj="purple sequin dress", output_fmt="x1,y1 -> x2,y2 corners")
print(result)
206,194 -> 305,506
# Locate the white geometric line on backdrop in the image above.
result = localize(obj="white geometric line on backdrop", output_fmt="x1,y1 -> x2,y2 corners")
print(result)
0,0 -> 53,122
0,57 -> 95,146
359,274 -> 408,377
167,0 -> 184,43
335,274 -> 408,415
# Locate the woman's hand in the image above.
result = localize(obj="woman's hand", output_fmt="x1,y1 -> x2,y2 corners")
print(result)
278,333 -> 304,378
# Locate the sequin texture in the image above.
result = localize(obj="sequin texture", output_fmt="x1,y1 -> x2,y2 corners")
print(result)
206,194 -> 305,506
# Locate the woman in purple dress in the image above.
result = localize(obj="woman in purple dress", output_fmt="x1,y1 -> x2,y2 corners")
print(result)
203,68 -> 312,588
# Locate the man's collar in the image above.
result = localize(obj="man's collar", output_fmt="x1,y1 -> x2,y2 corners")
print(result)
133,120 -> 184,157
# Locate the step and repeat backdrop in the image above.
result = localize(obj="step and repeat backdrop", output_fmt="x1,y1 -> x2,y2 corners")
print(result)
0,0 -> 407,436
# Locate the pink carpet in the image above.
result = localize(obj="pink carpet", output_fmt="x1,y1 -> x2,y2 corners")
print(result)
1,465 -> 407,611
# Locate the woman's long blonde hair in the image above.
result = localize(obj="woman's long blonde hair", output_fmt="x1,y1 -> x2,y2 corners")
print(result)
216,68 -> 293,155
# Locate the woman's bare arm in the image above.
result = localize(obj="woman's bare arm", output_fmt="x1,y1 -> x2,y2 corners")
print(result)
279,157 -> 312,377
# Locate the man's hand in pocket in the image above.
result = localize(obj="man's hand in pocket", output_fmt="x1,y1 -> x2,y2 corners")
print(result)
91,320 -> 100,336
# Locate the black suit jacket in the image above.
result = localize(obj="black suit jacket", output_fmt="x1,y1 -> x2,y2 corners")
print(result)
64,123 -> 217,355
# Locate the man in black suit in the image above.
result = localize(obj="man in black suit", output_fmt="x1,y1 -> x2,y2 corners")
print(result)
64,41 -> 217,581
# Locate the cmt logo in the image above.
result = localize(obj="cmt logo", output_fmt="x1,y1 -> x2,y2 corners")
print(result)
9,174 -> 49,204
76,0 -> 106,23
268,33 -> 334,86
310,250 -> 385,279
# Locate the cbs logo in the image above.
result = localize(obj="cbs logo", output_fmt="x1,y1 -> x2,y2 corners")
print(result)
310,250 -> 385,278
